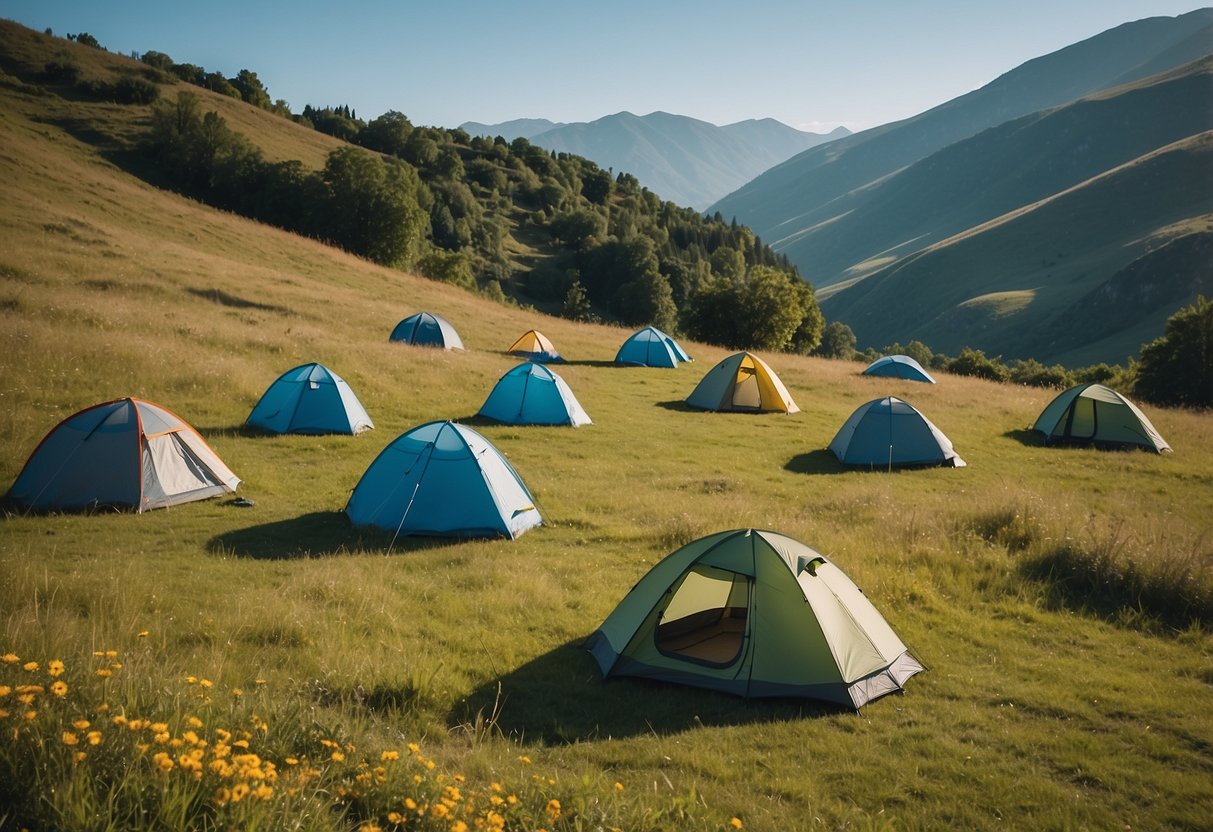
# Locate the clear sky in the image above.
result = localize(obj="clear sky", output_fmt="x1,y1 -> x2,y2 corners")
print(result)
3,1 -> 1206,133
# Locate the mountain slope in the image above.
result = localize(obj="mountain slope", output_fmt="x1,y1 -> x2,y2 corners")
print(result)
459,117 -> 564,140
467,111 -> 847,210
710,9 -> 1213,257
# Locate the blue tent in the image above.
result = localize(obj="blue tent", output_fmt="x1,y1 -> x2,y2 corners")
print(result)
346,421 -> 541,539
479,363 -> 591,426
8,398 -> 240,512
829,397 -> 965,468
615,326 -> 691,367
389,311 -> 464,350
863,355 -> 936,384
247,363 -> 373,435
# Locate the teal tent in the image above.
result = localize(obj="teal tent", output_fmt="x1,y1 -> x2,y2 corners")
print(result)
1033,383 -> 1170,452
478,363 -> 591,427
863,355 -> 936,384
829,397 -> 965,468
345,421 -> 540,539
586,529 -> 922,708
615,326 -> 691,367
8,398 -> 240,513
247,363 -> 373,435
389,311 -> 464,350
685,352 -> 799,413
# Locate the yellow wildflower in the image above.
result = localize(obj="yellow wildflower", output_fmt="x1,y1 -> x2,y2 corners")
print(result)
359,824 -> 381,832
430,804 -> 449,819
0,709 -> 8,718
215,728 -> 231,742
73,719 -> 90,731
214,787 -> 230,805
18,694 -> 35,706
22,661 -> 38,672
407,742 -> 420,753
73,751 -> 87,763
95,703 -> 109,713
87,731 -> 102,746
1,653 -> 18,664
24,709 -> 37,720
62,731 -> 79,746
331,750 -> 346,762
137,631 -> 149,638
381,750 -> 400,761
518,755 -> 532,764
232,688 -> 242,697
111,715 -> 128,727
199,679 -> 213,689
490,782 -> 502,793
152,752 -> 174,772
255,679 -> 266,685
185,676 -> 197,684
110,662 -> 123,670
233,739 -> 249,748
252,784 -> 273,800
50,681 -> 68,697
231,783 -> 249,802
48,660 -> 65,677
285,757 -> 299,765
104,650 -> 117,659
95,669 -> 112,678
404,798 -> 417,810
614,781 -> 624,792
546,799 -> 561,822
387,811 -> 403,824
451,822 -> 468,832
0,685 -> 10,697
730,818 -> 744,829
150,722 -> 168,733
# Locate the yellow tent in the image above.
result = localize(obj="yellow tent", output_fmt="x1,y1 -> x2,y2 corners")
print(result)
685,352 -> 798,413
507,330 -> 562,362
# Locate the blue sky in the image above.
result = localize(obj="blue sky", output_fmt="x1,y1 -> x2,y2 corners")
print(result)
4,1 -> 1206,132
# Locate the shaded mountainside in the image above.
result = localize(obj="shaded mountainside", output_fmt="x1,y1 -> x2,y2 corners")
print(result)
820,129 -> 1213,365
459,117 -> 564,140
466,111 -> 847,210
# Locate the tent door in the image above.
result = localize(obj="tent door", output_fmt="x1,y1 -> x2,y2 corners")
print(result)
1063,397 -> 1097,440
732,367 -> 761,409
655,565 -> 750,667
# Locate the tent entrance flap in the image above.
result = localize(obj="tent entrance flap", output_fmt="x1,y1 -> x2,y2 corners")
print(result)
732,367 -> 760,408
656,565 -> 749,666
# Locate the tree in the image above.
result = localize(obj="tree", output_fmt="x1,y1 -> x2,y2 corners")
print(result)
947,348 -> 1010,382
320,147 -> 428,267
1134,295 -> 1213,408
562,279 -> 593,322
230,69 -> 271,109
612,269 -> 677,332
140,50 -> 174,71
549,207 -> 606,250
788,280 -> 825,354
814,321 -> 857,360
734,266 -> 805,351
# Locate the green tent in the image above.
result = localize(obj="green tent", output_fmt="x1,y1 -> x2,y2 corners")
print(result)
1033,383 -> 1170,453
585,529 -> 922,709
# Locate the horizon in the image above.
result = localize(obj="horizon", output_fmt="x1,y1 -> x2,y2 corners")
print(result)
3,1 -> 1207,134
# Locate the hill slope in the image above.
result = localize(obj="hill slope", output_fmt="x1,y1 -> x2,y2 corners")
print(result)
813,58 -> 1213,364
466,111 -> 847,210
2,23 -> 1212,832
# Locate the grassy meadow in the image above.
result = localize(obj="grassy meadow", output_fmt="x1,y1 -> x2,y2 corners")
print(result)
3,30 -> 1213,831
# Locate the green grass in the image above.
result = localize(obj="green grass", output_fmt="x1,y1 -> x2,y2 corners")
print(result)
2,23 -> 1213,832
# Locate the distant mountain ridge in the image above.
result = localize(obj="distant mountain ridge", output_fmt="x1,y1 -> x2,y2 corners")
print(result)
709,9 -> 1213,366
462,111 -> 848,210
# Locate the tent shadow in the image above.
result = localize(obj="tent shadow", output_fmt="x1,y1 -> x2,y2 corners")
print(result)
447,637 -> 841,745
784,450 -> 848,475
207,511 -> 464,559
655,399 -> 696,412
1004,429 -> 1044,447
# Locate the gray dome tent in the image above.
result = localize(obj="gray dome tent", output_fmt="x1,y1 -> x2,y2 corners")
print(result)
1033,384 -> 1170,453
829,397 -> 965,468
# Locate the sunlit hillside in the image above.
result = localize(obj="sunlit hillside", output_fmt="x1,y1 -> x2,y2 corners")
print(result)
2,22 -> 1212,832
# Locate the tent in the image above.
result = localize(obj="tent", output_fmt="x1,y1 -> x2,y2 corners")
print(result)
829,397 -> 966,468
586,528 -> 922,708
863,355 -> 936,384
1033,383 -> 1170,452
478,362 -> 591,427
685,351 -> 799,413
507,330 -> 563,363
346,420 -> 541,539
7,398 -> 240,512
389,311 -> 464,350
615,326 -> 691,368
247,362 -> 373,435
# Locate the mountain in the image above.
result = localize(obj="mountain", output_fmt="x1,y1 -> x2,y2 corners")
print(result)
465,111 -> 847,210
710,9 -> 1213,365
458,117 -> 564,140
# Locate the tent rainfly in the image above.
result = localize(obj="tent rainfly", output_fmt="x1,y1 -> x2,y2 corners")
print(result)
586,528 -> 923,708
863,355 -> 936,384
478,362 -> 591,427
1033,383 -> 1170,453
829,396 -> 965,468
615,326 -> 691,368
507,330 -> 563,363
389,311 -> 464,350
247,362 -> 373,435
685,351 -> 799,413
7,398 -> 240,512
345,420 -> 541,539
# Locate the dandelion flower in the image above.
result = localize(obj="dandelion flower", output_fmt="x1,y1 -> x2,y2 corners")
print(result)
231,783 -> 249,802
199,679 -> 213,689
232,688 -> 242,697
48,660 -> 65,677
387,811 -> 403,824
731,818 -> 744,829
381,750 -> 400,762
152,752 -> 174,772
1,653 -> 18,664
22,661 -> 38,672
405,798 -> 417,810
73,719 -> 90,731
253,784 -> 273,800
62,731 -> 79,746
546,799 -> 561,822
17,693 -> 35,705
285,757 -> 299,766
430,804 -> 449,819
451,822 -> 468,832
331,750 -> 346,762
0,685 -> 10,697
407,742 -> 420,753
87,731 -> 102,745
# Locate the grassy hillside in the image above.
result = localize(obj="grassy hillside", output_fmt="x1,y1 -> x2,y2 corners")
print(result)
2,23 -> 1213,832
